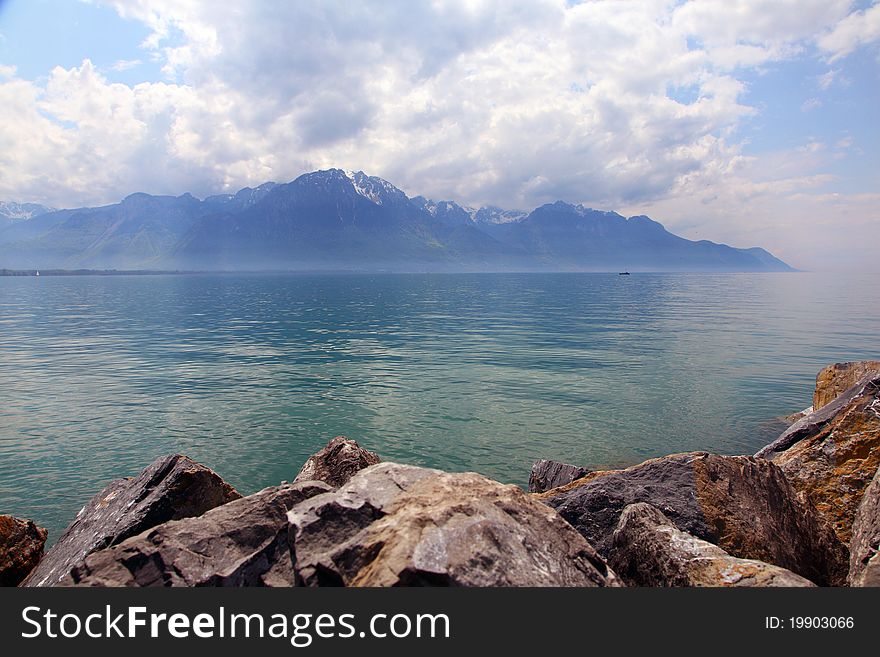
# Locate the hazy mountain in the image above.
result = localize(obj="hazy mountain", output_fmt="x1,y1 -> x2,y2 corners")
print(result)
0,193 -> 210,269
410,198 -> 529,230
0,170 -> 793,272
203,182 -> 278,212
473,205 -> 528,225
173,169 -> 511,271
485,202 -> 789,271
0,201 -> 55,222
410,196 -> 476,227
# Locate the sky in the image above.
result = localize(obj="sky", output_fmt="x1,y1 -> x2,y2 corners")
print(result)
0,0 -> 878,271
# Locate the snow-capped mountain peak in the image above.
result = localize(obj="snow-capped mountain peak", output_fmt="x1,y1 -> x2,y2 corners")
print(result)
342,170 -> 408,207
410,196 -> 477,226
472,205 -> 527,225
0,201 -> 55,221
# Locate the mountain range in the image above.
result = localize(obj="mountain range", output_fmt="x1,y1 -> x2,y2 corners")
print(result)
0,169 -> 793,272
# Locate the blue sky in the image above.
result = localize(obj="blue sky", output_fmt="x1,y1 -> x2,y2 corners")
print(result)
736,48 -> 878,191
0,0 -> 878,270
0,0 -> 163,84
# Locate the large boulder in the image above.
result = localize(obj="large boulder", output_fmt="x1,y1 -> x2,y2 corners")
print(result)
610,503 -> 815,587
537,452 -> 847,586
288,462 -> 620,587
62,481 -> 331,587
22,454 -> 240,587
293,436 -> 380,488
528,459 -> 591,493
756,373 -> 880,544
813,361 -> 880,410
849,466 -> 880,586
0,516 -> 48,586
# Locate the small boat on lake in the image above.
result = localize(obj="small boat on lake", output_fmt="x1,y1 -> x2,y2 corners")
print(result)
618,271 -> 630,275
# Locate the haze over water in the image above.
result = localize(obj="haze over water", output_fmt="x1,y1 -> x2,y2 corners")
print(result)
1,271 -> 878,543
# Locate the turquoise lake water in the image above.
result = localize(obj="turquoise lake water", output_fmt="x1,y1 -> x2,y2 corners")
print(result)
1,271 -> 878,543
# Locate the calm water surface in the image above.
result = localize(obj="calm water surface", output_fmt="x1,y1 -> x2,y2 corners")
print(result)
1,272 -> 878,543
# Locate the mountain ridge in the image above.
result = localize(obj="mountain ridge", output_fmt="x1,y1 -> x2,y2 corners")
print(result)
0,169 -> 793,272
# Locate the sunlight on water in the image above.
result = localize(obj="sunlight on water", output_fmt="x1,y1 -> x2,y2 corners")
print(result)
1,272 -> 879,543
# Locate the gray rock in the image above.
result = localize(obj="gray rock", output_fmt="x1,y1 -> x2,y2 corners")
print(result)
537,452 -> 847,586
528,459 -> 591,493
610,503 -> 815,587
849,466 -> 880,586
288,462 -> 620,587
0,515 -> 47,586
22,454 -> 240,587
782,406 -> 813,425
293,436 -> 380,488
63,481 -> 331,587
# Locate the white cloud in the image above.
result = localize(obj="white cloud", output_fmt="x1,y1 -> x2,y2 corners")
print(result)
818,68 -> 840,89
835,135 -> 855,149
617,135 -> 880,271
818,2 -> 880,61
71,0 -> 783,209
109,59 -> 142,72
0,0 -> 877,270
801,97 -> 822,112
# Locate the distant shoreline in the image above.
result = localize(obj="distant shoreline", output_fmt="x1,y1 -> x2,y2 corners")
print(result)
0,268 -> 803,277
0,268 -> 194,277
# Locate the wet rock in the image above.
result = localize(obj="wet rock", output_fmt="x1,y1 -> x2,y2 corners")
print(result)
293,436 -> 380,488
610,503 -> 815,587
288,462 -> 619,587
62,481 -> 331,587
23,454 -> 240,587
783,406 -> 813,425
814,361 -> 880,410
756,373 -> 880,544
537,451 -> 847,586
0,515 -> 48,586
528,459 -> 591,493
849,466 -> 880,587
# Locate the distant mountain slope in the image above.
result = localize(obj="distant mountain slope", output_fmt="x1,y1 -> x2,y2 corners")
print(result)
203,182 -> 278,213
173,170 -> 513,270
410,196 -> 475,227
0,193 -> 210,269
473,206 -> 528,226
483,203 -> 790,271
0,201 -> 55,222
0,170 -> 793,272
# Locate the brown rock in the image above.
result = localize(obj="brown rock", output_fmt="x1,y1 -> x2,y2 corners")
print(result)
538,452 -> 847,586
293,436 -> 380,488
62,481 -> 331,587
0,515 -> 48,586
528,459 -> 591,493
756,373 -> 880,545
849,466 -> 880,586
22,454 -> 240,587
610,503 -> 815,587
814,361 -> 880,410
288,462 -> 620,587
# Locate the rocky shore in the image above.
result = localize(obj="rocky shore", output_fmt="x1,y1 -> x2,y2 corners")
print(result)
2,361 -> 879,587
